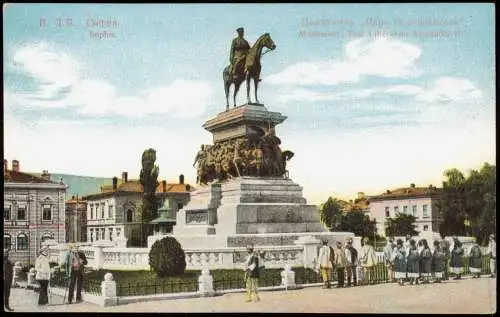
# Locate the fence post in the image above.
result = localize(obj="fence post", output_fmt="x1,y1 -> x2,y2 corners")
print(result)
27,268 -> 37,289
294,236 -> 320,268
198,268 -> 214,297
12,262 -> 22,288
281,264 -> 296,290
101,273 -> 118,307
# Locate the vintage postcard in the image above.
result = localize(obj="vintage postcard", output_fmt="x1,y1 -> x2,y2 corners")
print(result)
3,3 -> 496,314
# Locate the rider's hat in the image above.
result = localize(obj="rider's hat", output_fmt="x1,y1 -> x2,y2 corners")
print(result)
236,27 -> 244,33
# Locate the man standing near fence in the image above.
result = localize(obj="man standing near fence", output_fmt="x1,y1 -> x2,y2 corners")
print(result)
63,244 -> 88,304
488,234 -> 496,278
244,244 -> 260,303
383,237 -> 396,283
344,237 -> 358,287
318,240 -> 333,289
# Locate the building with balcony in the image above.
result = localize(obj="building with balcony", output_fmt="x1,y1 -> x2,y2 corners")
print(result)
85,172 -> 193,247
367,184 -> 443,237
3,159 -> 67,266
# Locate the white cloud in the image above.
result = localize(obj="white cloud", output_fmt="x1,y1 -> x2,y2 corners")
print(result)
267,37 -> 422,86
8,43 -> 213,118
417,77 -> 483,103
12,43 -> 80,101
274,77 -> 482,107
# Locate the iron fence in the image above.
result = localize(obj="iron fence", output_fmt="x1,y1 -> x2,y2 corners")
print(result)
116,278 -> 199,297
49,270 -> 102,295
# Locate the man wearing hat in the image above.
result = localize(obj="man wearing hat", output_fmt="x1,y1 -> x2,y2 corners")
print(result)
317,240 -> 334,288
35,246 -> 51,305
63,244 -> 88,304
244,244 -> 260,302
229,27 -> 251,80
3,249 -> 14,311
488,234 -> 496,278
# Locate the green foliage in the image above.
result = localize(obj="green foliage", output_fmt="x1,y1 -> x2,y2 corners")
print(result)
139,148 -> 160,246
436,163 -> 496,244
319,197 -> 344,231
149,237 -> 186,277
385,213 -> 419,237
341,209 -> 377,238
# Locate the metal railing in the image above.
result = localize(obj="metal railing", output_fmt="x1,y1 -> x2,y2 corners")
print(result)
49,270 -> 102,296
116,278 -> 199,297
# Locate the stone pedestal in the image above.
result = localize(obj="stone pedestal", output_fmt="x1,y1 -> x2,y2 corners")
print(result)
101,273 -> 118,307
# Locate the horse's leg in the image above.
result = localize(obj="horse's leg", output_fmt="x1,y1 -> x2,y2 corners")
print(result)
233,80 -> 241,108
254,75 -> 260,104
225,80 -> 230,111
246,72 -> 252,104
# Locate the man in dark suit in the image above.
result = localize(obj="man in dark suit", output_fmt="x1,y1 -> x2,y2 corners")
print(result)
3,249 -> 14,311
63,244 -> 88,304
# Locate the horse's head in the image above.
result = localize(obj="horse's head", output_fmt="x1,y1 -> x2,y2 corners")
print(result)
263,33 -> 276,50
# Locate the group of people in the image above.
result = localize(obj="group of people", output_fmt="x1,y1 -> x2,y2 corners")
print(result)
313,234 -> 496,290
3,243 -> 88,311
317,237 -> 379,288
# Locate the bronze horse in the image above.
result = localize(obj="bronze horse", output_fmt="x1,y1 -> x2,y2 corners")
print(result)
223,33 -> 276,110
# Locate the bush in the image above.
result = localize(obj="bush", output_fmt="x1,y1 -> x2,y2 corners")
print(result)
149,236 -> 186,277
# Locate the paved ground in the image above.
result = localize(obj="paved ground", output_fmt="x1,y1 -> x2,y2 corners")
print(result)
6,276 -> 496,314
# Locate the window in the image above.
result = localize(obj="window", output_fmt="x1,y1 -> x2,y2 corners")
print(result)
394,206 -> 399,215
109,228 -> 113,241
90,205 -> 94,220
385,207 -> 390,217
412,205 -> 417,217
4,206 -> 11,220
127,209 -> 133,222
90,229 -> 94,242
4,234 -> 12,250
108,205 -> 114,219
422,205 -> 429,218
41,233 -> 53,245
403,206 -> 408,214
17,233 -> 28,250
95,229 -> 100,241
101,204 -> 105,219
116,228 -> 121,237
101,228 -> 105,240
42,205 -> 52,221
17,206 -> 26,220
177,203 -> 183,211
423,225 -> 429,231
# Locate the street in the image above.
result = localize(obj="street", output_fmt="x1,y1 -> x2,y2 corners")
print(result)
6,276 -> 496,314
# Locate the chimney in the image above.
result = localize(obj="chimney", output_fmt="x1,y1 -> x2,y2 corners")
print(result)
162,180 -> 167,193
112,177 -> 118,190
122,171 -> 128,183
4,159 -> 7,171
12,160 -> 19,172
41,170 -> 51,181
179,174 -> 185,184
410,183 -> 416,188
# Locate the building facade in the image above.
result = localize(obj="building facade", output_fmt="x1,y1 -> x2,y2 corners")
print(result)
4,160 -> 67,266
85,172 -> 192,247
65,196 -> 87,243
367,184 -> 443,237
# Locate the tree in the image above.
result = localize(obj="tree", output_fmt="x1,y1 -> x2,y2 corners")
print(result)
139,148 -> 160,247
341,208 -> 377,238
436,163 -> 496,243
385,213 -> 419,237
319,197 -> 344,231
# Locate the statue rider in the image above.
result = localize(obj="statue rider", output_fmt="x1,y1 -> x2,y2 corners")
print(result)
229,27 -> 251,81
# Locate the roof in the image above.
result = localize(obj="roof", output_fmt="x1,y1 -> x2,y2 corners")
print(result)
368,186 -> 443,202
4,170 -> 59,184
99,180 -> 194,194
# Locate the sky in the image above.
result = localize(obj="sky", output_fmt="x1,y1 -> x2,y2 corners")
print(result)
3,3 -> 496,204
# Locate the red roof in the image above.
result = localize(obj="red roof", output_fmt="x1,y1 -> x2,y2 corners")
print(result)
368,186 -> 442,201
4,170 -> 58,184
99,179 -> 194,194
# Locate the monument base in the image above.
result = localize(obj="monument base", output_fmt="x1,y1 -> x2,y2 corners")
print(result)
172,177 -> 356,249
